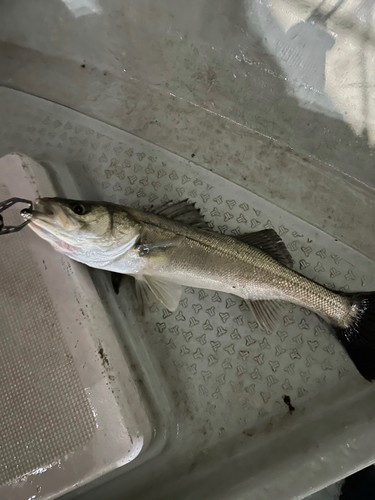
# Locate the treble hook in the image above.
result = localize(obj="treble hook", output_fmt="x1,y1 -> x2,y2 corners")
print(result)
0,198 -> 33,235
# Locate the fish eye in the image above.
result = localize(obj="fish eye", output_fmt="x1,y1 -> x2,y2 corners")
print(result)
72,203 -> 86,215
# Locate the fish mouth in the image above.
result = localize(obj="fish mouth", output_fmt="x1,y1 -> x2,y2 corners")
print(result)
28,198 -> 55,218
20,198 -> 55,224
23,198 -> 78,253
34,198 -> 55,215
23,198 -> 72,229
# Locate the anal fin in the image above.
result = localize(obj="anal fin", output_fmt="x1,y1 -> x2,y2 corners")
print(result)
246,299 -> 288,331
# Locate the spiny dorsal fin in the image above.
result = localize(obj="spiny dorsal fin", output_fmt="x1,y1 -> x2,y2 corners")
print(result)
149,199 -> 210,230
237,229 -> 293,268
246,299 -> 288,331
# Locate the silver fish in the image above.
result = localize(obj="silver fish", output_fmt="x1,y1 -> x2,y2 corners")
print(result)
24,197 -> 375,381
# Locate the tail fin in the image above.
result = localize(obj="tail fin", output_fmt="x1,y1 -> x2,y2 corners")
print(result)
333,292 -> 375,381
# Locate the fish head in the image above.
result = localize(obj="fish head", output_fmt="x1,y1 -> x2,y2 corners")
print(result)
25,198 -> 139,263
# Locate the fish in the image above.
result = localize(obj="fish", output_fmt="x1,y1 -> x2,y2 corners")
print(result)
23,197 -> 375,381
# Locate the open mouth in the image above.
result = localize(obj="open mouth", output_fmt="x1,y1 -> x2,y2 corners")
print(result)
32,198 -> 55,217
23,198 -> 63,238
24,203 -> 77,255
20,198 -> 55,223
35,198 -> 55,215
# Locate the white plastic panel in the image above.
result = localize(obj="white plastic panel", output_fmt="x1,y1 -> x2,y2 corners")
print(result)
0,151 -> 153,500
0,88 -> 375,500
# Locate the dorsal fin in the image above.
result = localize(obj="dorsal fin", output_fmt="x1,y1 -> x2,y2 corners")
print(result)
236,229 -> 293,268
149,199 -> 210,230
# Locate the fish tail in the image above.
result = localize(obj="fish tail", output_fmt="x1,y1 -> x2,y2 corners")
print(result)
333,292 -> 375,381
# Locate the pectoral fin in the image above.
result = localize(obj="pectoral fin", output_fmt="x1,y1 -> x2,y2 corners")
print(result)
135,275 -> 182,312
135,237 -> 183,257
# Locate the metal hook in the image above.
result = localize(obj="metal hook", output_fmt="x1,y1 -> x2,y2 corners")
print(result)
0,198 -> 33,235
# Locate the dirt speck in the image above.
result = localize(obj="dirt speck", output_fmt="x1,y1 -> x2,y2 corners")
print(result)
242,428 -> 255,437
282,395 -> 295,414
98,343 -> 109,367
